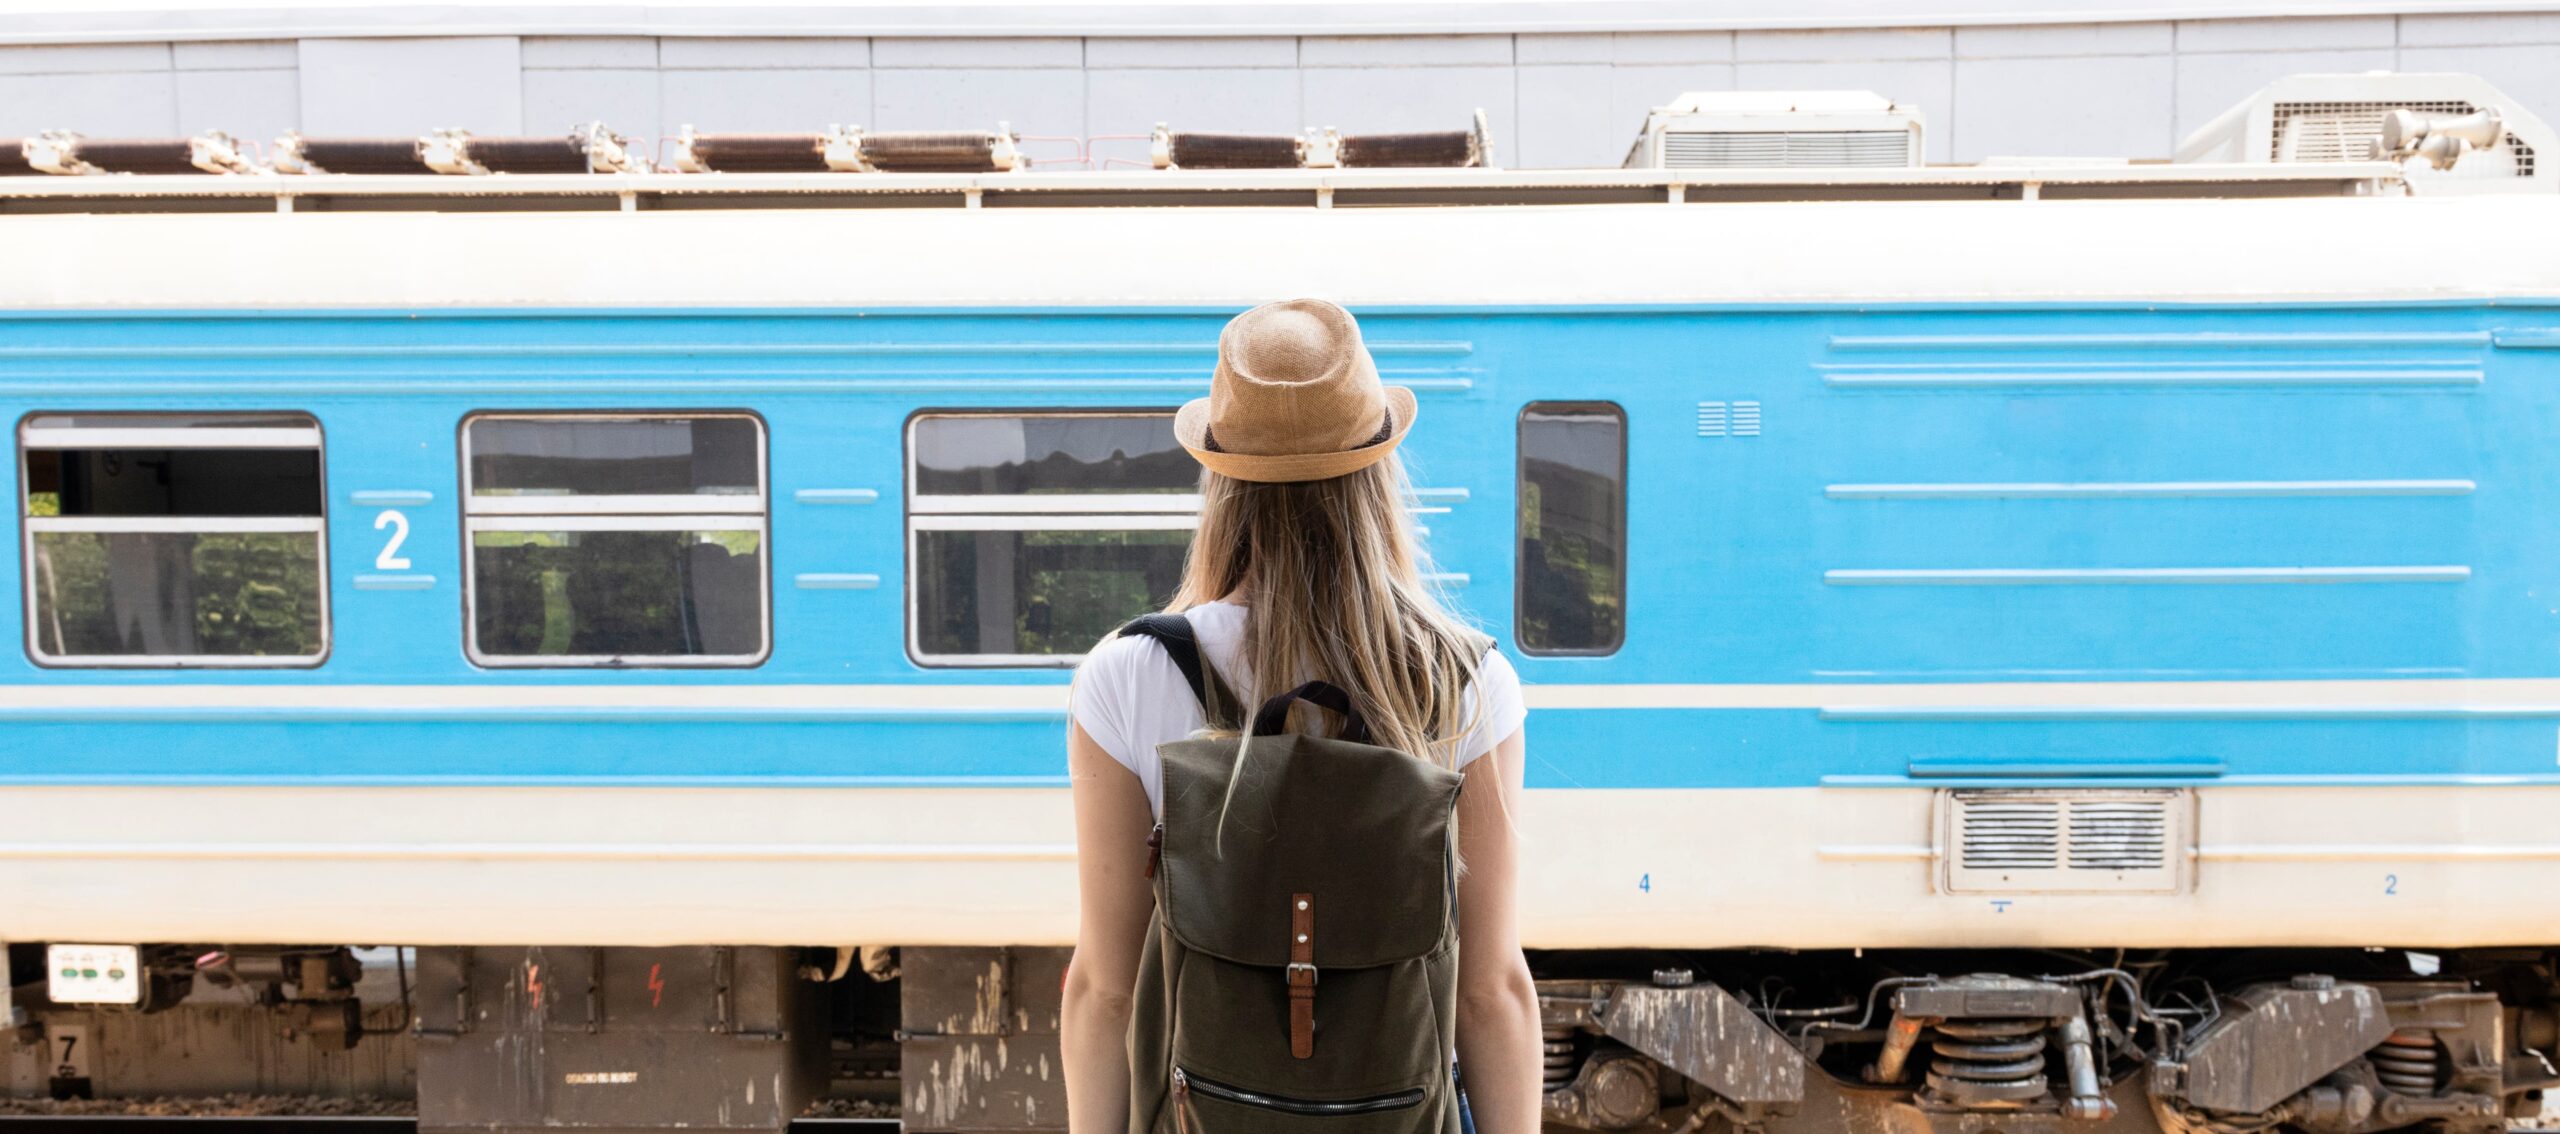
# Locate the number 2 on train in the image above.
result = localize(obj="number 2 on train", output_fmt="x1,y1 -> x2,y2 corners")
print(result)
373,510 -> 412,570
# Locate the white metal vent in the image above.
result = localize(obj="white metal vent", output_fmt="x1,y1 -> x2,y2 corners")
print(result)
1697,401 -> 1762,437
1628,91 -> 1924,170
1940,789 -> 2189,894
1662,130 -> 1912,169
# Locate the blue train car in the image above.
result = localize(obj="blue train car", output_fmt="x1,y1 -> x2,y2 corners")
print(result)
4,166 -> 2560,1134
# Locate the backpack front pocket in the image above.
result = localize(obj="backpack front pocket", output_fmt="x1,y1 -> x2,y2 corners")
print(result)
1175,1067 -> 1430,1132
1170,949 -> 1450,1092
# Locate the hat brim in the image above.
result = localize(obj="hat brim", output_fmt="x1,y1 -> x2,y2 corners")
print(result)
1173,384 -> 1418,484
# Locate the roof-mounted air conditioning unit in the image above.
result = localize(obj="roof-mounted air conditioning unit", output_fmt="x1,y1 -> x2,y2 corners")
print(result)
1625,90 -> 1924,170
2176,71 -> 2553,193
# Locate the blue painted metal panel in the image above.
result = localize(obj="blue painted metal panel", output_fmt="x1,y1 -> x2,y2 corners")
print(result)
0,302 -> 2553,790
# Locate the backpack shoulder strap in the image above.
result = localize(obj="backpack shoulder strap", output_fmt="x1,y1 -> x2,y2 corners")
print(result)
1116,612 -> 1241,730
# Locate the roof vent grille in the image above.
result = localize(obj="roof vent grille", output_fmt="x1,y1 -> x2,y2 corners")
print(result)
2174,73 -> 2553,192
2271,99 -> 2535,175
1628,90 -> 1923,170
1662,129 -> 1912,169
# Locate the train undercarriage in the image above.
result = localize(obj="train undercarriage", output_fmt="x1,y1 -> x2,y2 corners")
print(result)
10,944 -> 2560,1134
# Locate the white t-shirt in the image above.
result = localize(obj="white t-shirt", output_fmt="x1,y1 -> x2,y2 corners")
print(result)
1070,601 -> 1528,818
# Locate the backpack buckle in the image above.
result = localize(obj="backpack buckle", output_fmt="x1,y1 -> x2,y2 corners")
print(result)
1287,962 -> 1318,989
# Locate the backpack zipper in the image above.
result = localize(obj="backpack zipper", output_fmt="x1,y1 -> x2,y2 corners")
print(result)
1145,822 -> 1164,879
1171,1067 -> 1194,1134
1176,1067 -> 1427,1116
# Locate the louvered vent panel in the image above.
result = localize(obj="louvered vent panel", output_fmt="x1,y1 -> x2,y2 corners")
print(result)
1731,401 -> 1762,437
1942,789 -> 2189,894
1698,401 -> 1760,438
1696,402 -> 1728,437
2067,798 -> 2170,870
1956,798 -> 2060,870
1662,130 -> 1911,169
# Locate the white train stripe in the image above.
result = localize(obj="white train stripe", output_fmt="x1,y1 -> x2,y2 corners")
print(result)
7,785 -> 2559,948
1819,843 -> 2560,863
6,840 -> 2559,867
0,841 -> 1076,862
9,196 -> 2560,312
7,677 -> 2560,712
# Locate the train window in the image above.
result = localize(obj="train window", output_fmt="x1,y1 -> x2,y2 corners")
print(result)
461,413 -> 768,667
1516,402 -> 1626,655
907,412 -> 1198,666
19,412 -> 329,667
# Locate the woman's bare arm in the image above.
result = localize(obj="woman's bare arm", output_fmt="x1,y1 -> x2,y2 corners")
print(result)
1062,721 -> 1158,1133
1453,726 -> 1542,1134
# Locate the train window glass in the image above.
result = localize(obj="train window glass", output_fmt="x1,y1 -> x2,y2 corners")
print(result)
19,412 -> 329,667
461,413 -> 768,667
468,416 -> 761,502
908,412 -> 1198,666
1516,402 -> 1626,655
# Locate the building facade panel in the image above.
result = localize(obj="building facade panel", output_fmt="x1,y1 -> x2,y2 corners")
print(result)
1087,66 -> 1302,142
176,67 -> 298,143
297,36 -> 523,135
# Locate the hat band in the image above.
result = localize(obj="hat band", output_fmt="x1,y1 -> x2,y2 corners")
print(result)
1200,411 -> 1396,456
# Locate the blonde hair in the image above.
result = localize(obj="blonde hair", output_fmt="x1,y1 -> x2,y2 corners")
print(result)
1164,453 -> 1489,807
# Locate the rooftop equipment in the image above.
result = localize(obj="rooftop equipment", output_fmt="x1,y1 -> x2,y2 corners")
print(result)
1149,110 -> 1492,170
2,130 -> 255,175
1624,91 -> 1924,169
670,124 -> 1024,173
275,123 -> 640,174
2176,72 -> 2551,192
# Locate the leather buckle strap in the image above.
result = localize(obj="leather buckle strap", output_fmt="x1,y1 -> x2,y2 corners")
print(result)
1288,892 -> 1316,1059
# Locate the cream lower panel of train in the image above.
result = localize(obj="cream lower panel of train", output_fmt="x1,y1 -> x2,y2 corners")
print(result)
0,785 -> 2548,949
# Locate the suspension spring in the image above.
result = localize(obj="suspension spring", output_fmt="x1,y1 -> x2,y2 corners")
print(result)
2372,1028 -> 2443,1096
1543,1025 -> 1580,1092
1925,1018 -> 2051,1107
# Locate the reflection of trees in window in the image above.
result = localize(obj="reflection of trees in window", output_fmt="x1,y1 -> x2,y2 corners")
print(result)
1517,403 -> 1625,655
915,529 -> 1189,657
32,532 -> 324,658
472,531 -> 762,658
462,414 -> 768,667
19,413 -> 327,666
908,413 -> 1200,666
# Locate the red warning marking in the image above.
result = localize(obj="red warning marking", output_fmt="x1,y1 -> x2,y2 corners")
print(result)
647,963 -> 664,1009
527,963 -> 544,1010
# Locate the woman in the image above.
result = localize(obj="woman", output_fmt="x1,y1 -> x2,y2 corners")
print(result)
1060,298 -> 1542,1131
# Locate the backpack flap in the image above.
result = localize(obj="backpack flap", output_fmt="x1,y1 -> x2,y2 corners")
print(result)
1155,732 -> 1464,969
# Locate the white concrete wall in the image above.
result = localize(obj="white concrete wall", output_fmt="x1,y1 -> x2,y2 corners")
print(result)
2,13 -> 2558,167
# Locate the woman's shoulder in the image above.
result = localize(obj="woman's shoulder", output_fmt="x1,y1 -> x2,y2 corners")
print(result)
1072,622 -> 1194,703
1471,645 -> 1525,714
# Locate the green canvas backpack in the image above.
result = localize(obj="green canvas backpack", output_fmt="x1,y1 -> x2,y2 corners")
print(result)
1116,612 -> 1467,1134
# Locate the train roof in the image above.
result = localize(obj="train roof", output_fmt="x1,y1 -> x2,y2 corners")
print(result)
5,168 -> 2560,310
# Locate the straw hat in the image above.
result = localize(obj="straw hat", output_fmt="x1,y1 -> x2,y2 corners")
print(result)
1174,299 -> 1417,483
